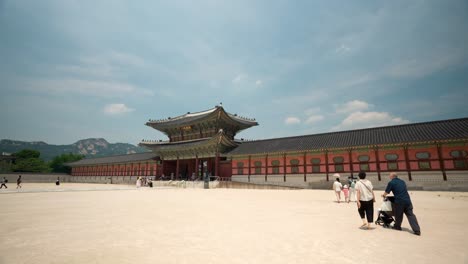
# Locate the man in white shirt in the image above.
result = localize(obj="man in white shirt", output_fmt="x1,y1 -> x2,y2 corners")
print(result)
332,175 -> 343,203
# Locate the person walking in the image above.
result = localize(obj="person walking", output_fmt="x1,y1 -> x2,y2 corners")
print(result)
332,176 -> 343,203
1,177 -> 8,189
136,177 -> 142,188
16,175 -> 22,189
349,179 -> 356,202
343,184 -> 350,203
382,172 -> 421,236
355,171 -> 375,229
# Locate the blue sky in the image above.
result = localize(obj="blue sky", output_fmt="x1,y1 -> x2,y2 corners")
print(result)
1,0 -> 467,145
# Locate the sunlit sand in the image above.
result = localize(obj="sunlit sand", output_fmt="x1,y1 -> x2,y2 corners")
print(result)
1,183 -> 467,264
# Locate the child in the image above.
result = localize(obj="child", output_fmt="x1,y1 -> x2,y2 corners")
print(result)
342,184 -> 350,203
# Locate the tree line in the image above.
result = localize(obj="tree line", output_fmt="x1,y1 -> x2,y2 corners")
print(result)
0,149 -> 84,173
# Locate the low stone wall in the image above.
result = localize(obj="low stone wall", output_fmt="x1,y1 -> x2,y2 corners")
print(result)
5,172 -> 467,191
0,173 -> 70,183
231,171 -> 468,191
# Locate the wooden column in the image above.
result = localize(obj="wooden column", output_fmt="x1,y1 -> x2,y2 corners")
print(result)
176,157 -> 180,180
161,159 -> 165,178
195,155 -> 199,179
265,154 -> 268,182
215,152 -> 219,177
403,145 -> 412,181
283,153 -> 287,182
348,148 -> 354,177
248,155 -> 251,182
325,150 -> 329,181
374,146 -> 382,181
303,152 -> 307,182
437,143 -> 447,181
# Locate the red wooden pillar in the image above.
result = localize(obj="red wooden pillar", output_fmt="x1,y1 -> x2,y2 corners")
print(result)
161,159 -> 165,178
215,152 -> 219,176
303,152 -> 307,182
248,155 -> 251,182
403,145 -> 412,181
325,149 -> 329,181
374,146 -> 381,181
195,155 -> 199,179
437,143 -> 447,181
176,157 -> 180,180
265,154 -> 268,182
283,153 -> 287,182
348,149 -> 354,177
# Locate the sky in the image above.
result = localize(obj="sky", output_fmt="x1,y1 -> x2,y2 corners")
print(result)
1,0 -> 468,145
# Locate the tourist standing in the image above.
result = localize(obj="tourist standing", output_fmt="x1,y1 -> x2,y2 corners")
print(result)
1,177 -> 7,189
332,176 -> 343,203
382,172 -> 421,236
136,177 -> 142,188
355,171 -> 375,229
349,179 -> 356,202
16,175 -> 22,189
343,184 -> 350,203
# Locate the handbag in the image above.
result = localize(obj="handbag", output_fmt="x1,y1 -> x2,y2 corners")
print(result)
380,200 -> 392,212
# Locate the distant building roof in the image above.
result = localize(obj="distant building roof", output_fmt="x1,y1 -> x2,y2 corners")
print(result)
227,117 -> 468,156
67,152 -> 157,166
145,106 -> 258,130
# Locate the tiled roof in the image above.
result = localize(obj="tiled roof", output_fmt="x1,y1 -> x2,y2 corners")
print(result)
227,117 -> 468,156
145,106 -> 258,128
67,152 -> 157,166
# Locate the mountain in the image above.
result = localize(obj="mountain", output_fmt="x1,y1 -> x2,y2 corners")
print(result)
0,138 -> 150,161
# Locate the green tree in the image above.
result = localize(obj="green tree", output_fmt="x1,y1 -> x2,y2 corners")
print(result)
15,149 -> 40,159
49,153 -> 85,173
12,149 -> 49,173
13,158 -> 49,172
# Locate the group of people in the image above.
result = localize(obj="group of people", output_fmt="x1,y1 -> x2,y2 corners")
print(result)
333,171 -> 421,236
0,175 -> 22,189
332,174 -> 357,203
136,176 -> 153,188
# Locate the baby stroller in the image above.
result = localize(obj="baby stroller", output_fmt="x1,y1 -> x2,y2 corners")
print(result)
375,196 -> 395,228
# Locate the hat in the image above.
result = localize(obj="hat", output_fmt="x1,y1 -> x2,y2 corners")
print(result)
333,173 -> 340,178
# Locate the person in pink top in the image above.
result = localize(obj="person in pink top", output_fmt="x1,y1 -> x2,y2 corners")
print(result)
342,184 -> 350,203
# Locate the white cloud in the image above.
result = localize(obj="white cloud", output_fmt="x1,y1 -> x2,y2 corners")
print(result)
305,115 -> 324,124
22,78 -> 154,98
285,117 -> 301,125
383,51 -> 466,79
335,100 -> 372,114
335,44 -> 351,54
304,107 -> 321,116
336,74 -> 376,89
332,111 -> 409,131
103,104 -> 135,115
255,80 -> 263,87
232,74 -> 248,83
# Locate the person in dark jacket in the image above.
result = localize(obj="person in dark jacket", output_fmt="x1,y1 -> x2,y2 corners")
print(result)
382,172 -> 421,236
1,177 -> 7,189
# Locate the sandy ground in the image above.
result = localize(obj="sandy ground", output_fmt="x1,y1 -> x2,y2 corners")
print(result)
1,183 -> 467,264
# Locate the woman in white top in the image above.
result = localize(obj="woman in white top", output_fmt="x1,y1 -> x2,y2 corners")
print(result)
355,171 -> 375,229
332,176 -> 343,203
136,177 -> 142,188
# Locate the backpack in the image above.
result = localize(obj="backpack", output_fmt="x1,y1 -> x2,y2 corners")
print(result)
4,179 -> 8,183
